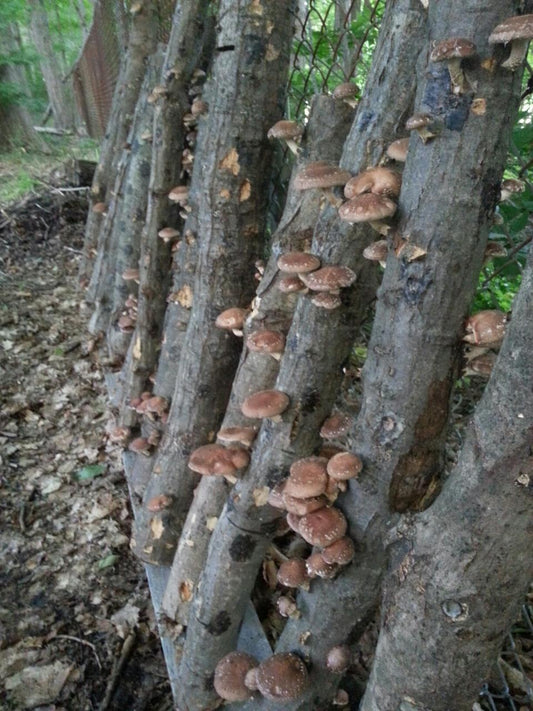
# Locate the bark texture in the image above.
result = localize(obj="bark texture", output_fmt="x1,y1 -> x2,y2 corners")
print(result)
130,0 -> 295,567
255,2 -> 525,708
161,94 -> 355,625
80,0 -> 161,290
360,245 -> 533,711
115,0 -> 214,421
176,0 -> 428,706
29,0 -> 77,130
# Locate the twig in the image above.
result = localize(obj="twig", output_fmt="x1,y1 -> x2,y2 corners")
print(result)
54,634 -> 102,669
98,631 -> 137,711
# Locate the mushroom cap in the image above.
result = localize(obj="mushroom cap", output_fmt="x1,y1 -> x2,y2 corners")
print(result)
246,330 -> 286,354
268,120 -> 304,140
501,178 -> 525,195
128,437 -> 150,454
277,275 -> 306,293
145,395 -> 168,415
463,310 -> 507,347
168,186 -> 189,203
405,113 -> 434,131
256,653 -> 309,701
483,241 -> 507,261
92,201 -> 107,214
285,456 -> 329,498
299,265 -> 356,292
277,251 -> 321,274
322,536 -> 356,565
282,492 -> 328,516
188,443 -> 250,476
463,351 -> 497,377
241,389 -> 290,418
430,38 -> 476,62
338,194 -> 397,223
217,426 -> 258,447
332,82 -> 359,99
320,413 -> 351,439
363,240 -> 389,262
214,651 -> 258,702
158,226 -> 181,242
299,506 -> 347,547
344,167 -> 402,199
122,268 -> 140,281
294,161 -> 352,190
386,138 -> 409,162
311,292 -> 342,309
146,494 -> 173,512
277,558 -> 309,588
327,451 -> 363,481
305,552 -> 338,579
489,14 -> 533,43
215,307 -> 248,330
326,645 -> 352,674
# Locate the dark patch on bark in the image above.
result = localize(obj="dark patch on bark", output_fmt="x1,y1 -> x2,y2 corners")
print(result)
422,68 -> 472,131
401,263 -> 432,305
413,378 -> 452,441
229,533 -> 256,561
480,168 -> 502,220
389,444 -> 441,511
205,610 -> 232,635
265,467 -> 287,487
259,518 -> 280,535
377,413 -> 404,445
203,674 -> 214,691
356,109 -> 376,133
300,387 -> 321,414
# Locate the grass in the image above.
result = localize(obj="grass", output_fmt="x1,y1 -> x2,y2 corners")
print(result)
0,134 -> 99,206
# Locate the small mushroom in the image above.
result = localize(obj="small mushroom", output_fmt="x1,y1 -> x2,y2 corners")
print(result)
158,226 -> 181,244
483,241 -> 507,264
500,178 -> 525,202
320,413 -> 351,440
321,537 -> 355,566
327,451 -> 363,481
386,138 -> 409,163
299,265 -> 356,292
298,506 -> 347,548
277,558 -> 309,588
344,167 -> 402,199
277,251 -> 321,274
277,275 -> 307,293
326,645 -> 352,674
489,14 -> 533,71
214,651 -> 258,702
363,240 -> 388,267
267,120 -> 304,155
285,456 -> 329,498
217,426 -> 258,447
305,552 -> 338,579
311,292 -> 342,310
405,113 -> 439,143
255,653 -> 309,701
463,351 -> 496,378
430,38 -> 476,94
215,307 -> 248,336
168,185 -> 189,205
463,310 -> 507,347
188,443 -> 250,477
338,193 -> 397,235
246,330 -> 285,359
332,81 -> 359,108
241,390 -> 290,419
294,161 -> 352,207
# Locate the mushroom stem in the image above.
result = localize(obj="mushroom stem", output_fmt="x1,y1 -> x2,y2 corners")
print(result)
447,57 -> 468,94
286,139 -> 301,156
323,188 -> 344,208
369,220 -> 391,236
501,38 -> 529,70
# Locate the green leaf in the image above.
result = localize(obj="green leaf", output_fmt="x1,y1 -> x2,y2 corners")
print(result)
74,463 -> 105,481
97,554 -> 119,570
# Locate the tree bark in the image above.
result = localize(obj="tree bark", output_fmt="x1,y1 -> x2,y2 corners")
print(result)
255,2 -> 524,708
175,0 -> 427,706
129,0 -> 295,569
360,244 -> 533,711
28,0 -> 77,130
80,0 -> 161,290
114,0 -> 214,423
161,93 -> 355,625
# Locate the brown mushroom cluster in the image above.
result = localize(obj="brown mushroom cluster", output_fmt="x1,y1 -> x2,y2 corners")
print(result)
338,165 -> 401,235
214,651 -> 309,702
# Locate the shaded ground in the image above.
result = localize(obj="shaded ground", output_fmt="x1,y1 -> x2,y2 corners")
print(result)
0,188 -> 171,710
0,182 -> 531,711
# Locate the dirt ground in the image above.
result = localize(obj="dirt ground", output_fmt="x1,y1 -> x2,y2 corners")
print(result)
0,185 -> 531,711
0,190 -> 171,710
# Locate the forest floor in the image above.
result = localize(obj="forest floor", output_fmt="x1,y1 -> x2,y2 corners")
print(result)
0,186 -> 171,710
0,177 -> 531,711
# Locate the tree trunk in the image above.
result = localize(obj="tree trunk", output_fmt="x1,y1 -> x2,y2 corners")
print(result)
29,0 -> 77,130
175,0 -> 427,706
0,24 -> 48,151
129,0 -> 295,570
360,244 -> 533,711
80,0 -> 162,290
161,92 -> 355,626
253,1 -> 525,708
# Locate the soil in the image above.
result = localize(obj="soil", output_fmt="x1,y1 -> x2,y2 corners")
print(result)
0,184 -> 531,711
0,189 -> 171,710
